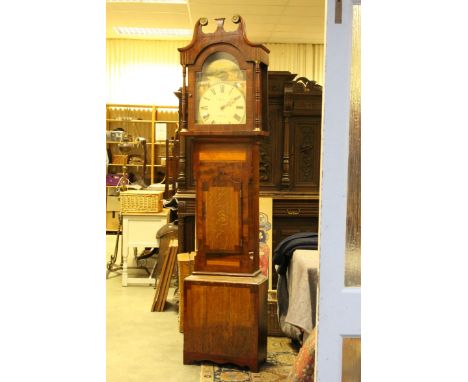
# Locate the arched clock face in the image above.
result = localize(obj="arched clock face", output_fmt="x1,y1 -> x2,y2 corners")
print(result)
197,83 -> 246,125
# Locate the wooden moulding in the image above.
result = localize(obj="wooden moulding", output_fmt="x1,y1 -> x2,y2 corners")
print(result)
151,239 -> 179,312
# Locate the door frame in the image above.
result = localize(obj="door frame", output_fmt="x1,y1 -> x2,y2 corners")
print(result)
316,0 -> 361,380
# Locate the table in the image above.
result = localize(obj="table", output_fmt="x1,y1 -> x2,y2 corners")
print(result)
121,209 -> 170,286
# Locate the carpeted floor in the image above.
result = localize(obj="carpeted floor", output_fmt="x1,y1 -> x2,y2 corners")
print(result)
200,337 -> 298,382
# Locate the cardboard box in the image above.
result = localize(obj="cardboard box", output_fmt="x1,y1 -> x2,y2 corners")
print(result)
106,196 -> 121,212
178,252 -> 196,333
106,211 -> 120,231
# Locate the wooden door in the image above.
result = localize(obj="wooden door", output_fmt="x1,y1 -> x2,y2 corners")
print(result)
316,1 -> 361,381
193,139 -> 259,275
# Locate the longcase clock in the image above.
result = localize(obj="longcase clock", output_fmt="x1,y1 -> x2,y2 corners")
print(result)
180,15 -> 269,372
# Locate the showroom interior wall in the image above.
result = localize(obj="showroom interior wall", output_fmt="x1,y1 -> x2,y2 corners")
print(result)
106,39 -> 324,105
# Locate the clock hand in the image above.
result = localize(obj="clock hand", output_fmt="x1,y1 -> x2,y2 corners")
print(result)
220,95 -> 241,110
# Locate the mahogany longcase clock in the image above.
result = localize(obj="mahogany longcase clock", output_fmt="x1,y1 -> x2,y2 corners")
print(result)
180,16 -> 269,371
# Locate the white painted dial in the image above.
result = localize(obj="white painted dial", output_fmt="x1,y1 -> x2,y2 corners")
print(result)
198,83 -> 246,124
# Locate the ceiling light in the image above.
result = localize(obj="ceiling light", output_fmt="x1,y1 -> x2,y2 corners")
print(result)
114,27 -> 192,37
107,0 -> 187,3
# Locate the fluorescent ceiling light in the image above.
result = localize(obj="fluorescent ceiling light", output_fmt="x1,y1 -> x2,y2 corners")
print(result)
107,0 -> 187,3
114,27 -> 192,37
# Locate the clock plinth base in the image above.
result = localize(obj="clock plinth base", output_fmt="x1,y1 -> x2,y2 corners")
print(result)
183,273 -> 268,372
192,269 -> 261,277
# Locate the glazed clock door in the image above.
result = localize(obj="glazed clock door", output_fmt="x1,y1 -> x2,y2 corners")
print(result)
195,52 -> 247,126
193,140 -> 259,275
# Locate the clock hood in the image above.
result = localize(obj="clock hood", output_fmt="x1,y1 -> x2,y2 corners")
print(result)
178,15 -> 269,67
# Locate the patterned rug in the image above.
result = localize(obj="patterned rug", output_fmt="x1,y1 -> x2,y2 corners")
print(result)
200,337 -> 298,382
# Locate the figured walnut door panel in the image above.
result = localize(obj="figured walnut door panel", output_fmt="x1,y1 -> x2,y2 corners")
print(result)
202,180 -> 242,254
194,141 -> 258,274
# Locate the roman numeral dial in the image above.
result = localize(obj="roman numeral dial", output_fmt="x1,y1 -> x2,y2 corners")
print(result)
197,83 -> 246,125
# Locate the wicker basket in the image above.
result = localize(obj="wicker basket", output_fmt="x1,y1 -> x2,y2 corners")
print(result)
267,290 -> 284,336
112,154 -> 128,165
120,190 -> 163,214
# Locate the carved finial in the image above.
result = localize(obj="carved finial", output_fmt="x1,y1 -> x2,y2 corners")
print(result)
294,77 -> 321,93
199,17 -> 208,26
214,18 -> 225,30
232,14 -> 241,24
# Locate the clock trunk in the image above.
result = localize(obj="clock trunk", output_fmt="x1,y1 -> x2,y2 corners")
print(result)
193,138 -> 260,275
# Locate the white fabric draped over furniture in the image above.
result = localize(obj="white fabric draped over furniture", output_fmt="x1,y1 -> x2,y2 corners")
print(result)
277,249 -> 319,343
285,249 -> 319,342
106,39 -> 324,105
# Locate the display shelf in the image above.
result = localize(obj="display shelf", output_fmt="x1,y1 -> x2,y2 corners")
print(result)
106,141 -> 155,145
106,119 -> 153,123
108,163 -> 166,167
107,162 -> 168,167
106,103 -> 178,185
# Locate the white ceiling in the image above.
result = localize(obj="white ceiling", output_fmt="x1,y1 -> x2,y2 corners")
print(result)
106,0 -> 325,44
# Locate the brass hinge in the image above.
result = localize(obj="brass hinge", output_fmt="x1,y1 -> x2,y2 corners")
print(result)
335,0 -> 342,24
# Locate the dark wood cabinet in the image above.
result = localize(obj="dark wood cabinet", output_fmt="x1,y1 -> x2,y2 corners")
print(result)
284,78 -> 322,193
270,196 -> 319,287
258,72 -> 295,190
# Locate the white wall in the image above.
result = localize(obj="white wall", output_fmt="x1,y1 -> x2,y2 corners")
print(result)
106,39 -> 324,105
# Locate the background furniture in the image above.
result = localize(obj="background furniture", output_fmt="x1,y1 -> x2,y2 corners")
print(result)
121,208 -> 169,286
174,71 -> 322,288
151,239 -> 178,311
106,104 -> 178,196
105,104 -> 179,232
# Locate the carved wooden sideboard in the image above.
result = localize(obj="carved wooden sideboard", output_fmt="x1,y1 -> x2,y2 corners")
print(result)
174,71 -> 322,288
